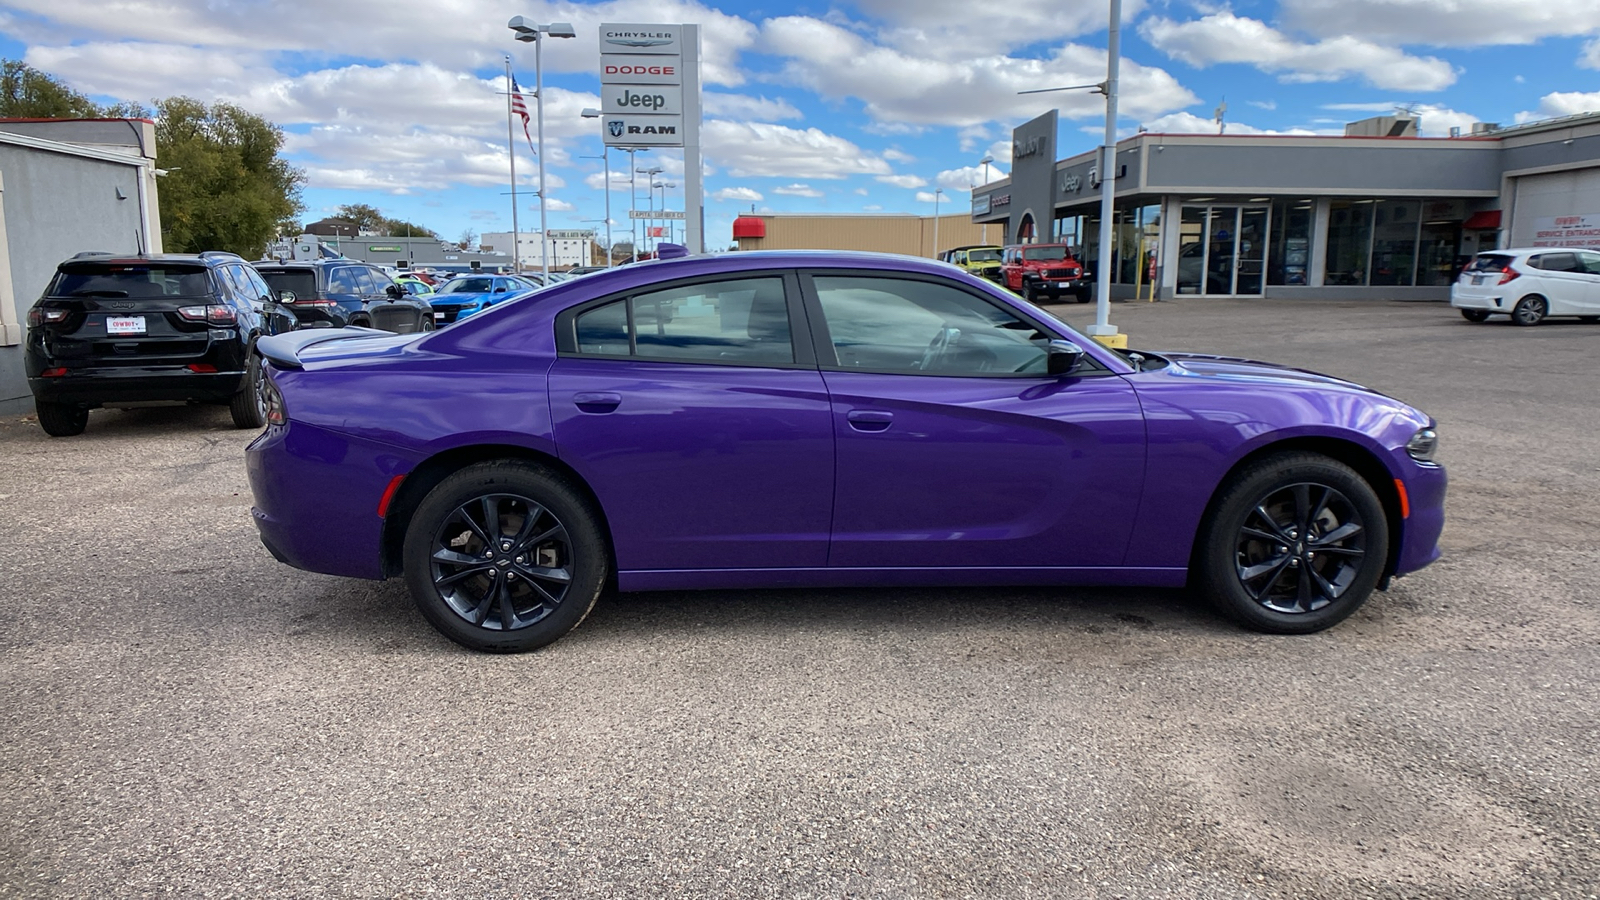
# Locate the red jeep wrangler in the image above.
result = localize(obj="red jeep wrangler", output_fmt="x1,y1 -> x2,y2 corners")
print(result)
1000,244 -> 1090,303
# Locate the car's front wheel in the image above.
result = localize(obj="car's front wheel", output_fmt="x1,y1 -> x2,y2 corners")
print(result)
402,461 -> 610,652
229,353 -> 268,429
1195,452 -> 1389,634
35,400 -> 88,437
1511,295 -> 1547,326
1460,309 -> 1490,322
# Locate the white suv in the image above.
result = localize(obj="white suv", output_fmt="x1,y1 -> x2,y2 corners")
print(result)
1451,247 -> 1600,325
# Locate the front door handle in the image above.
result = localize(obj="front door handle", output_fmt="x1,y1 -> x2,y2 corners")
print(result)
573,391 -> 622,413
846,409 -> 893,432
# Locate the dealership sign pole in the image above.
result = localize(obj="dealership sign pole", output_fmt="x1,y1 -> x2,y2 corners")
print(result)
599,23 -> 704,254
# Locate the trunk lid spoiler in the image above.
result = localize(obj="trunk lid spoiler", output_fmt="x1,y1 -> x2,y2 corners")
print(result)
255,326 -> 390,369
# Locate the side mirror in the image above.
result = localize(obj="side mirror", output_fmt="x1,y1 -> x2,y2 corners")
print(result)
278,290 -> 297,303
385,284 -> 403,299
1046,340 -> 1085,376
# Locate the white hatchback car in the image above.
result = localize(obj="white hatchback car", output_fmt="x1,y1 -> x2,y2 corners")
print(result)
1451,247 -> 1600,325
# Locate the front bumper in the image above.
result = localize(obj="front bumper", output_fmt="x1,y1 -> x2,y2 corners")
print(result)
1024,275 -> 1087,296
1394,459 -> 1448,577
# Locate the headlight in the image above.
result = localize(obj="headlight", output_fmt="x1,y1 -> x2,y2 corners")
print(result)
1406,427 -> 1438,463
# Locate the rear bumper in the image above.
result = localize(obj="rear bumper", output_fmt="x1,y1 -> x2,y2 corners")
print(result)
29,368 -> 246,406
246,419 -> 412,580
1450,285 -> 1507,310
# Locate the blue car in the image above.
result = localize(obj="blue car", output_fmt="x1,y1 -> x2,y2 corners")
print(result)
427,275 -> 541,324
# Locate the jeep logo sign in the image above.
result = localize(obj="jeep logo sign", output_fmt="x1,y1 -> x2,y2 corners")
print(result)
1060,174 -> 1082,192
602,84 -> 683,116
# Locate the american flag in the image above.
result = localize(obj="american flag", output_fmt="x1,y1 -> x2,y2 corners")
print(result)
510,77 -> 535,154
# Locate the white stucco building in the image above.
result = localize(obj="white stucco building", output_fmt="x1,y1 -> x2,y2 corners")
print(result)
480,230 -> 594,269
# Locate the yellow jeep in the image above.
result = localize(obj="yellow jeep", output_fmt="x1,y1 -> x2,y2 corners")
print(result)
939,245 -> 1003,281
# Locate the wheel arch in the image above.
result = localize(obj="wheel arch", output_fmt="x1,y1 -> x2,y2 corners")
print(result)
1186,435 -> 1405,583
380,443 -> 615,579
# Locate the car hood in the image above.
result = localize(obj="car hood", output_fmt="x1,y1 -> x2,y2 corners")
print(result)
429,292 -> 493,306
1154,351 -> 1387,396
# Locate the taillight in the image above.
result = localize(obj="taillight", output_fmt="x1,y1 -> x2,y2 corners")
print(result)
1497,266 -> 1519,285
27,308 -> 67,327
264,372 -> 286,426
40,367 -> 68,378
177,305 -> 238,325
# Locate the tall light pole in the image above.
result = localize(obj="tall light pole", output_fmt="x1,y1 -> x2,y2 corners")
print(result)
931,188 -> 943,258
1017,0 -> 1123,345
508,17 -> 576,282
979,155 -> 994,244
578,109 -> 614,268
652,180 -> 676,244
621,148 -> 646,263
638,166 -> 663,253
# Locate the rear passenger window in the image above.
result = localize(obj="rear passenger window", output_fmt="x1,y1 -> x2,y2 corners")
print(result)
571,277 -> 795,366
328,267 -> 363,294
1531,252 -> 1580,273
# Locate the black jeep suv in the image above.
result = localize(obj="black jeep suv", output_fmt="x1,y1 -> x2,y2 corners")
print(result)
24,251 -> 298,436
251,259 -> 434,333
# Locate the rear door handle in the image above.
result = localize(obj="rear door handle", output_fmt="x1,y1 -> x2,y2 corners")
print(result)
846,409 -> 893,432
573,391 -> 622,413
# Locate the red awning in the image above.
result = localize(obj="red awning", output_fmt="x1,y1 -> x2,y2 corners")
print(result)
732,216 -> 766,239
1463,210 -> 1501,230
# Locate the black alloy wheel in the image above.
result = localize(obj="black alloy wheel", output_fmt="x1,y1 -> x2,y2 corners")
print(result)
403,462 -> 609,652
1460,309 -> 1490,323
1197,452 -> 1388,634
1511,295 -> 1547,326
230,353 -> 268,429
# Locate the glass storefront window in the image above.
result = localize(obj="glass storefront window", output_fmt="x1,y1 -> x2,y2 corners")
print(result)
1268,199 -> 1313,285
1325,201 -> 1375,285
1417,221 -> 1463,285
1371,200 -> 1420,286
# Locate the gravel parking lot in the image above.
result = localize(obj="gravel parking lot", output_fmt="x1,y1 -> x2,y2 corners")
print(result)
1,298 -> 1596,899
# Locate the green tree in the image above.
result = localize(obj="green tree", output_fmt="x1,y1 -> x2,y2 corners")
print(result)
0,59 -> 101,117
156,97 -> 304,258
335,203 -> 438,238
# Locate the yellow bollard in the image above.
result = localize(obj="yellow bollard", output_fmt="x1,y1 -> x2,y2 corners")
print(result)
1092,333 -> 1129,349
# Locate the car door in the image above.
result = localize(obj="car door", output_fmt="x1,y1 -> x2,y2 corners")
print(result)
547,271 -> 835,571
801,271 -> 1147,570
1525,252 -> 1588,313
1576,251 -> 1600,312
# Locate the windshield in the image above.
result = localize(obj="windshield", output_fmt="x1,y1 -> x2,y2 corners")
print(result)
1022,246 -> 1070,262
967,249 -> 1001,262
257,269 -> 318,299
49,264 -> 211,299
441,277 -> 495,294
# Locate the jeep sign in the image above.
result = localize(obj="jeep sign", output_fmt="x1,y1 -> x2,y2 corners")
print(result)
602,84 -> 683,116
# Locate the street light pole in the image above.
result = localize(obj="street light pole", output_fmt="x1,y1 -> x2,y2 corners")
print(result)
579,109 -> 615,268
932,188 -> 943,258
979,155 -> 994,244
508,17 -> 576,281
638,166 -> 663,254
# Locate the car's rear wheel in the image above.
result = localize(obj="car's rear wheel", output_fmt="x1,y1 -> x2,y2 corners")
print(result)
35,400 -> 88,437
1460,309 -> 1490,322
402,461 -> 609,653
1195,452 -> 1388,634
230,353 -> 267,429
1511,295 -> 1547,326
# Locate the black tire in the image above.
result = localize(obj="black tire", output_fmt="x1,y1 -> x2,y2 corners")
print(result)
229,353 -> 267,429
1459,309 -> 1490,323
1510,295 -> 1547,326
1195,452 -> 1389,634
35,400 -> 88,437
1022,284 -> 1038,303
419,315 -> 436,332
402,461 -> 609,653
1076,289 -> 1092,304
1580,316 -> 1599,323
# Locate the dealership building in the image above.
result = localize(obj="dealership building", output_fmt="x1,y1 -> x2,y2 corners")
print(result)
973,110 -> 1600,300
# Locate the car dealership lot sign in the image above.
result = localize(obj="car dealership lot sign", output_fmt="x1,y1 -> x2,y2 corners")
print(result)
600,21 -> 704,253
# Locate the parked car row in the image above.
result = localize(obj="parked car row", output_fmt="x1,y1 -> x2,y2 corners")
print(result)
940,243 -> 1092,303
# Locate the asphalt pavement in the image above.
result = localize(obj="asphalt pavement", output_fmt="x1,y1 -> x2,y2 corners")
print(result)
1,298 -> 1596,899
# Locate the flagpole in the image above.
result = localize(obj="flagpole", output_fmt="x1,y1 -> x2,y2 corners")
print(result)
505,56 -> 520,273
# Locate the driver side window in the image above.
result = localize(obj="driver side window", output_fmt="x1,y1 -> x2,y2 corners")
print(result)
812,276 -> 1055,376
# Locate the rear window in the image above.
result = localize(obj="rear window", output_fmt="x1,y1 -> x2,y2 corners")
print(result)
48,264 -> 211,299
257,269 -> 319,299
1022,246 -> 1070,262
1464,254 -> 1514,273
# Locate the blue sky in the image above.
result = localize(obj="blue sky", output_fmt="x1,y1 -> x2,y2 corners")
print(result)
2,0 -> 1597,249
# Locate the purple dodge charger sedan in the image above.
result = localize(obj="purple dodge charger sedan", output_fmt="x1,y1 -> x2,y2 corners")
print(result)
246,251 -> 1445,652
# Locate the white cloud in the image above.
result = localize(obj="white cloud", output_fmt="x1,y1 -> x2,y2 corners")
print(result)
1248,100 -> 1278,110
876,174 -> 929,189
583,169 -> 635,190
761,15 -> 1197,127
773,183 -> 824,198
957,125 -> 991,153
882,148 -> 916,163
934,166 -> 998,191
713,186 -> 764,202
1517,91 -> 1600,122
863,204 -> 883,211
542,198 -> 576,213
1583,39 -> 1600,69
702,92 -> 802,120
25,41 -> 275,100
1140,111 -> 1318,135
1140,12 -> 1457,91
1280,0 -> 1600,47
843,0 -> 1148,59
703,119 -> 893,179
854,187 -> 870,195
913,190 -> 952,203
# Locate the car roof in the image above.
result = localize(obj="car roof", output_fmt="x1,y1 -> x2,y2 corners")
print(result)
60,251 -> 242,268
945,245 -> 1002,252
1489,247 -> 1595,255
